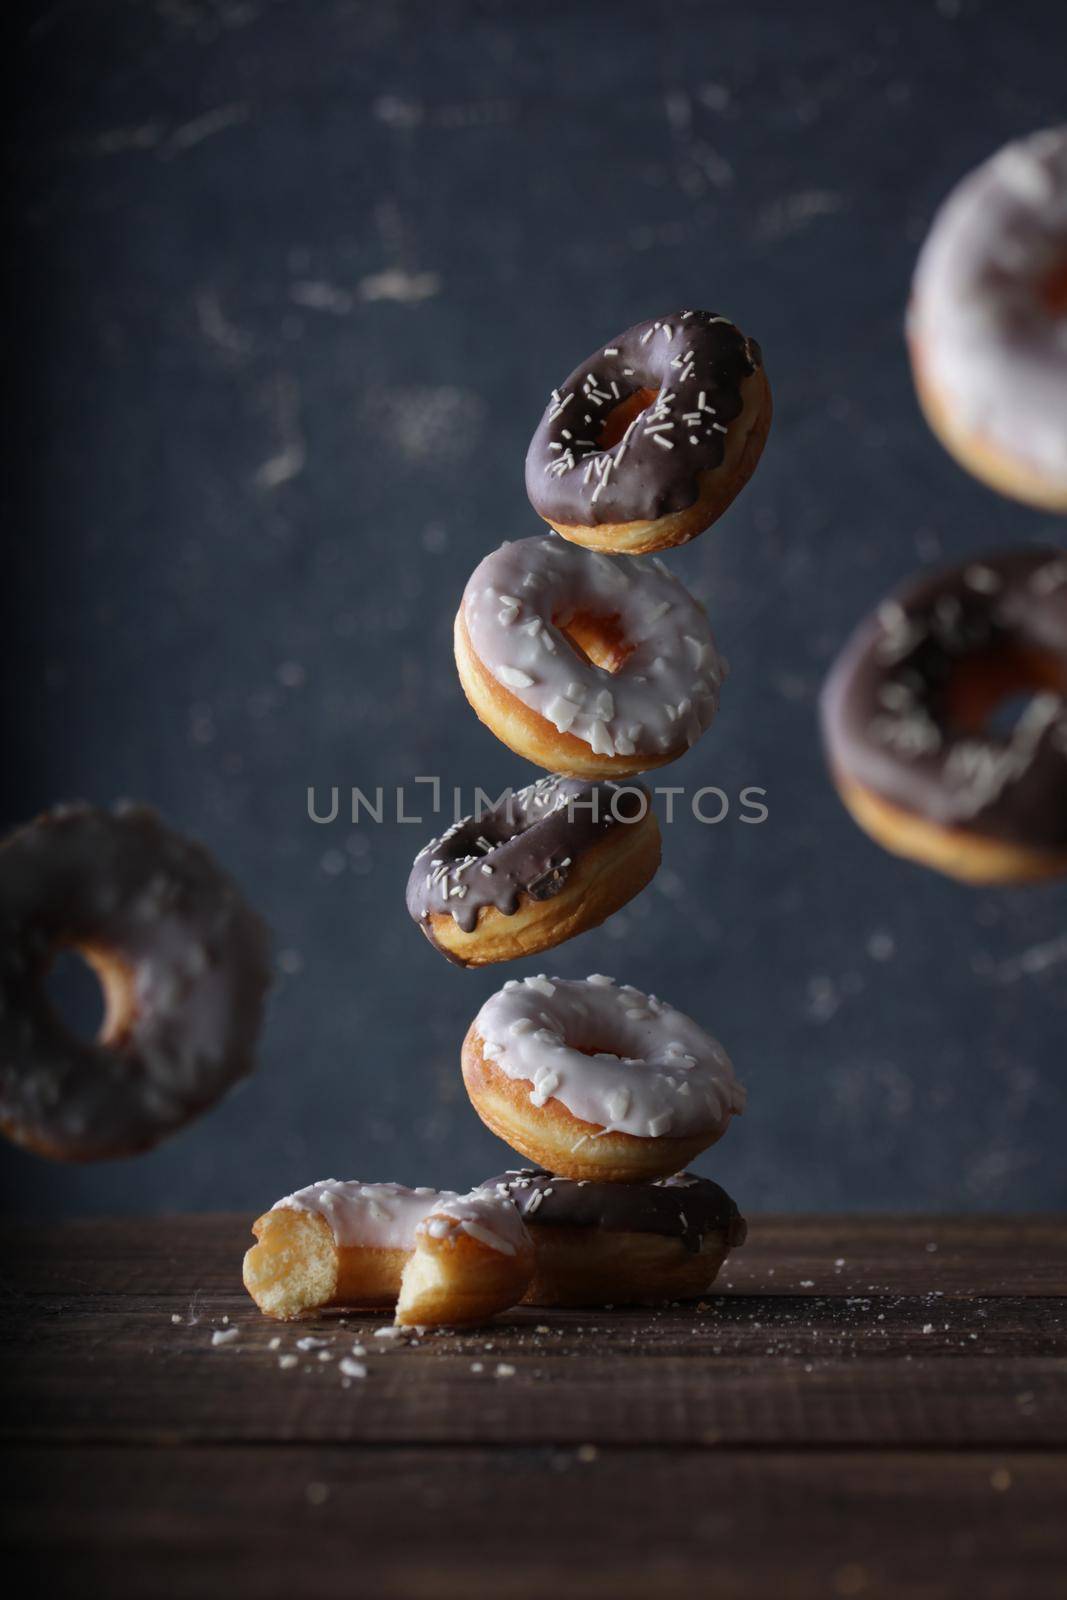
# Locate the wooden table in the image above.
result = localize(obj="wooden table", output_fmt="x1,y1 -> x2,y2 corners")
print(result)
2,1215 -> 1065,1597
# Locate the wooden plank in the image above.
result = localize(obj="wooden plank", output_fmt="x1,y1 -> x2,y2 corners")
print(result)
2,1278 -> 1065,1447
4,1218 -> 1065,1592
2,1217 -> 1065,1449
6,1445 -> 1065,1600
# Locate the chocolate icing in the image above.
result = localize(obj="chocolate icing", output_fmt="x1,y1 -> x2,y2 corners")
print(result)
0,802 -> 272,1160
525,309 -> 761,527
406,775 -> 647,948
819,548 -> 1067,848
483,1167 -> 747,1255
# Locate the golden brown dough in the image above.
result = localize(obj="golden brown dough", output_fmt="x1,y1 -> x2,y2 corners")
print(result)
832,770 -> 1067,885
243,1206 -> 412,1321
396,1191 -> 535,1327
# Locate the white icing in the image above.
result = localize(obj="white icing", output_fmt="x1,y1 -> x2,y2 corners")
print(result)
273,1180 -> 453,1250
462,536 -> 726,758
472,974 -> 745,1139
910,126 -> 1067,476
416,1187 -> 532,1257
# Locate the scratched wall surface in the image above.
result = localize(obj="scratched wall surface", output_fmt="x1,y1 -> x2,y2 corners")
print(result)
3,0 -> 1066,1219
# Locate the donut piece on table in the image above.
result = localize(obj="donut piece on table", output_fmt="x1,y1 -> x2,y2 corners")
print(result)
406,775 -> 660,967
455,535 -> 727,777
908,127 -> 1067,511
0,802 -> 271,1162
245,1181 -> 535,1327
462,974 -> 745,1182
395,1188 -> 535,1327
483,1167 -> 747,1307
820,548 -> 1067,883
526,308 -> 771,554
244,1180 -> 453,1320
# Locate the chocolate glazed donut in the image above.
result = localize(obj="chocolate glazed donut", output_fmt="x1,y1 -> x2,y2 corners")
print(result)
406,776 -> 660,966
484,1167 -> 747,1307
525,309 -> 772,554
820,548 -> 1067,883
0,802 -> 272,1161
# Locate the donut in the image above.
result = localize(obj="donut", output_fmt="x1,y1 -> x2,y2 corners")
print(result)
406,775 -> 660,967
525,309 -> 771,554
908,127 -> 1067,511
245,1180 -> 533,1327
455,535 -> 727,778
483,1167 -> 747,1307
396,1187 -> 535,1327
462,974 -> 745,1182
244,1180 -> 453,1320
819,548 -> 1067,884
0,802 -> 272,1161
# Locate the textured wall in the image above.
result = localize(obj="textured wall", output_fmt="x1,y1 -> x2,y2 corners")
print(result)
4,0 -> 1066,1218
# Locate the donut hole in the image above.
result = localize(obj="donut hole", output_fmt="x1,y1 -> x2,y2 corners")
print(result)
44,943 -> 137,1047
556,610 -> 633,673
43,948 -> 106,1042
1040,259 -> 1067,316
563,1026 -> 647,1065
944,646 -> 1067,738
987,690 -> 1048,739
598,387 -> 659,449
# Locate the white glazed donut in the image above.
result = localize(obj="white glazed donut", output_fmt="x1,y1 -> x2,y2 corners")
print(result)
454,535 -> 727,778
461,973 -> 745,1181
243,1179 -> 535,1327
243,1180 -> 453,1320
908,126 -> 1067,511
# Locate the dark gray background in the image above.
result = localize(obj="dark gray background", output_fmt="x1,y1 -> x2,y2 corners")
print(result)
4,0 -> 1065,1219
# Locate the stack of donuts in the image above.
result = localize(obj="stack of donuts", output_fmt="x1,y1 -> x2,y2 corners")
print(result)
244,309 -> 772,1326
821,127 -> 1067,884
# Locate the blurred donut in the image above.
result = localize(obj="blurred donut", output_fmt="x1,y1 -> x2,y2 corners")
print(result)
909,127 -> 1067,511
0,802 -> 271,1161
820,548 -> 1067,883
